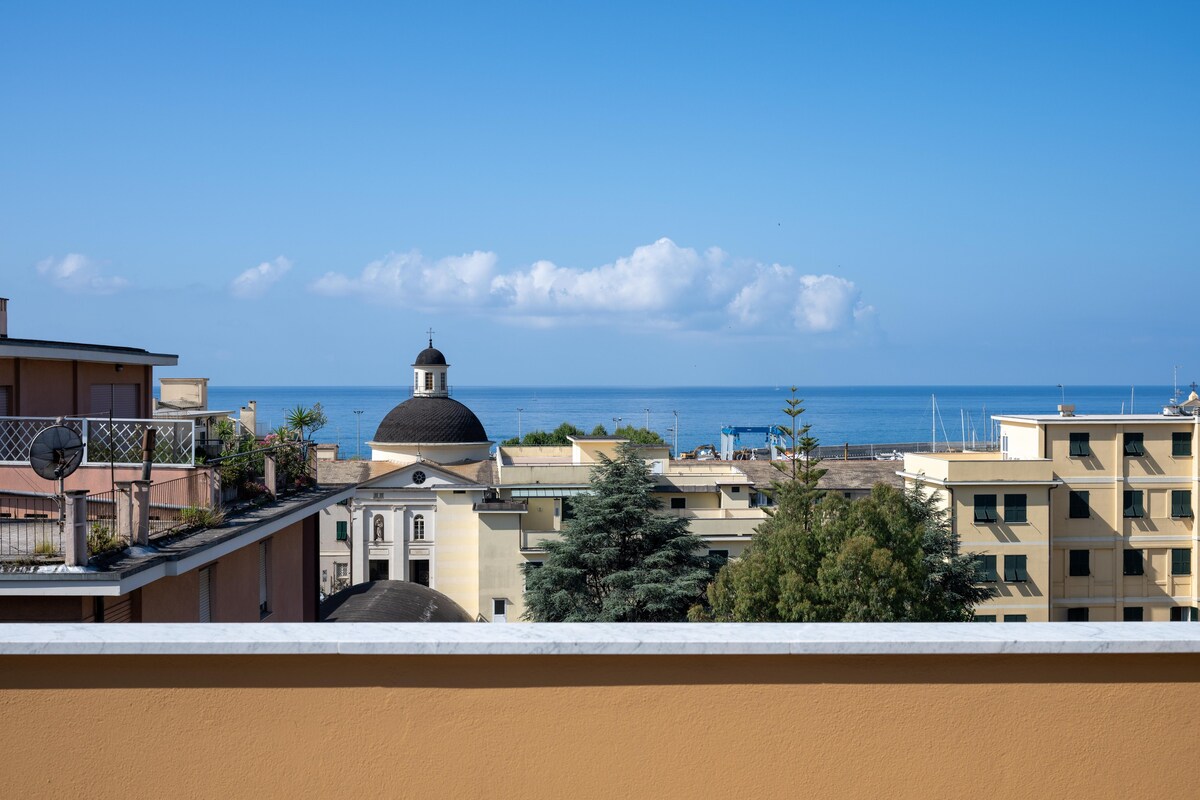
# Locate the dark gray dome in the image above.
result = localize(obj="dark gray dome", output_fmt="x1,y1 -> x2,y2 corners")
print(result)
320,580 -> 473,622
373,396 -> 488,444
413,346 -> 447,366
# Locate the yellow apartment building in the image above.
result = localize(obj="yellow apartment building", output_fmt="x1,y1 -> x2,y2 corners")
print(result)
901,400 -> 1200,622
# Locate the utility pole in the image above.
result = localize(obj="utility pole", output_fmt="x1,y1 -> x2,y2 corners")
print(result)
517,408 -> 524,441
353,410 -> 363,460
672,410 -> 679,457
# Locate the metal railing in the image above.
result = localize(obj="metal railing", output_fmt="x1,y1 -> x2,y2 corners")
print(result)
0,416 -> 195,467
147,471 -> 216,538
0,493 -> 61,559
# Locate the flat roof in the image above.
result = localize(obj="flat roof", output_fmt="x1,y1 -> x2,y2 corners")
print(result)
997,414 -> 1196,424
0,336 -> 178,366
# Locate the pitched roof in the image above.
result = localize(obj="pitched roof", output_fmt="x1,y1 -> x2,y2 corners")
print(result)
732,459 -> 903,491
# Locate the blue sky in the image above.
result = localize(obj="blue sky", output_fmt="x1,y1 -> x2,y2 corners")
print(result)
1,2 -> 1196,386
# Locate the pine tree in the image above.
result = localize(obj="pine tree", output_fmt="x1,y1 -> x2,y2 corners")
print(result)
770,387 -> 826,533
523,443 -> 711,621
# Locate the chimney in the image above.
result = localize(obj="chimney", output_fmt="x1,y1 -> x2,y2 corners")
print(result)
1058,404 -> 1076,417
0,297 -> 8,338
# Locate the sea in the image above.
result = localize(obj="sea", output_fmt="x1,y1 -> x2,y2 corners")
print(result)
195,385 -> 1182,457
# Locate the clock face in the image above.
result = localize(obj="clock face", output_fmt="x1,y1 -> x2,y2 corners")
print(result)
412,470 -> 427,485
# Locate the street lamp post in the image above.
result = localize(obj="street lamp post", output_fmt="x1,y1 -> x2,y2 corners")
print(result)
672,410 -> 679,457
517,408 -> 524,441
353,410 -> 364,460
644,408 -> 650,429
612,417 -> 622,434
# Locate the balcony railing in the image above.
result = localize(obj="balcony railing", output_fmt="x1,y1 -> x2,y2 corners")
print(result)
0,416 -> 196,467
0,493 -> 61,560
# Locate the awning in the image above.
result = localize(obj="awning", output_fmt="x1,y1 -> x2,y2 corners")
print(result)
508,488 -> 591,498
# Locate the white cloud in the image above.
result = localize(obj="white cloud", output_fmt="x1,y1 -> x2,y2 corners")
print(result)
309,239 -> 875,336
35,254 -> 129,294
229,256 -> 292,299
311,250 -> 498,306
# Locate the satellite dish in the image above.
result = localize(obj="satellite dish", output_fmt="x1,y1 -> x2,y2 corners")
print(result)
29,425 -> 85,481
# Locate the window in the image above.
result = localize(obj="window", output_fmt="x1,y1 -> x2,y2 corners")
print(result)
414,373 -> 419,393
973,615 -> 997,622
336,520 -> 348,541
1069,490 -> 1091,519
1003,554 -> 1028,582
1123,548 -> 1144,576
439,372 -> 446,391
1123,607 -> 1144,622
1173,432 -> 1192,457
0,385 -> 9,416
1069,432 -> 1091,457
974,494 -> 998,523
731,486 -> 741,493
369,559 -> 390,581
1123,490 -> 1145,519
1124,432 -> 1145,456
424,372 -> 433,391
412,514 -> 425,541
1172,548 -> 1191,576
1171,490 -> 1193,518
972,554 -> 998,582
1066,608 -> 1089,622
492,598 -> 507,622
373,515 -> 385,542
1068,549 -> 1090,577
1003,614 -> 1027,623
334,562 -> 348,579
1004,494 -> 1027,523
258,540 -> 271,617
1170,607 -> 1196,622
670,497 -> 686,510
198,566 -> 212,623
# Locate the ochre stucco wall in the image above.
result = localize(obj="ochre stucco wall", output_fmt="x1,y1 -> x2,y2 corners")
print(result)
0,652 -> 1197,799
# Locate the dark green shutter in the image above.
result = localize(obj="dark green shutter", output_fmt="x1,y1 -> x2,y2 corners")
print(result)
336,521 -> 348,541
1123,490 -> 1144,518
1173,432 -> 1192,457
1123,549 -> 1144,576
1172,490 -> 1192,518
1069,490 -> 1090,519
1123,607 -> 1144,622
1004,494 -> 1027,523
1069,432 -> 1091,457
1004,554 -> 1028,582
1124,432 -> 1145,456
1069,549 -> 1089,576
1004,614 -> 1027,623
974,494 -> 998,523
1172,548 -> 1191,576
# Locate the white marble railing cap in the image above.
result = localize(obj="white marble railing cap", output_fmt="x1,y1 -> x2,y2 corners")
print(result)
3,622 -> 1200,656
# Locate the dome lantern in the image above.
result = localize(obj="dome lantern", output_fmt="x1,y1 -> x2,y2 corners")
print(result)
413,329 -> 449,398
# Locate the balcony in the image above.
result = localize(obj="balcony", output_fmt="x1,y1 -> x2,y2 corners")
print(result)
0,416 -> 196,467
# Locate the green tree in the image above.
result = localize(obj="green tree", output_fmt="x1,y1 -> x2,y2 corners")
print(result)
770,386 -> 826,534
501,421 -> 587,447
524,443 -> 711,621
285,403 -> 327,442
698,484 -> 991,622
590,423 -> 608,436
613,425 -> 665,445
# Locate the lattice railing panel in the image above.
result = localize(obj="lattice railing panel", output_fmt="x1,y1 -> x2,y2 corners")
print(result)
84,419 -> 195,466
0,418 -> 84,465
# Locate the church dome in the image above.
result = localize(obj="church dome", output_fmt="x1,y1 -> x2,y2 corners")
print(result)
413,346 -> 447,366
320,580 -> 473,622
373,396 -> 488,444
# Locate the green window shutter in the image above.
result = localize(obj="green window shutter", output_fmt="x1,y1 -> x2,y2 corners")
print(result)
1123,549 -> 1144,576
973,554 -> 998,582
974,494 -> 998,523
1066,608 -> 1089,622
1123,607 -> 1144,622
1068,549 -> 1089,577
1004,554 -> 1028,582
1173,432 -> 1192,457
1172,490 -> 1193,518
1069,490 -> 1090,519
973,615 -> 997,622
335,521 -> 348,541
1069,432 -> 1091,457
1003,614 -> 1027,623
1004,494 -> 1027,523
1172,548 -> 1191,576
1124,432 -> 1144,456
1123,490 -> 1145,518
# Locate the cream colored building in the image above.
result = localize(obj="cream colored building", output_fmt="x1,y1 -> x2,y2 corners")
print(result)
902,400 -> 1200,622
318,339 -> 901,621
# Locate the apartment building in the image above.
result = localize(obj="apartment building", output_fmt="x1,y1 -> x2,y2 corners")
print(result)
901,399 -> 1200,622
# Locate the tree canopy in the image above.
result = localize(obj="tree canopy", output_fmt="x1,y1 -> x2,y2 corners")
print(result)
523,443 -> 710,621
692,388 -> 990,622
501,422 -> 665,447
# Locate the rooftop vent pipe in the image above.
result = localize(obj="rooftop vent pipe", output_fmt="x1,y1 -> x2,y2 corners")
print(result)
1058,404 -> 1075,417
0,297 -> 7,338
